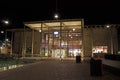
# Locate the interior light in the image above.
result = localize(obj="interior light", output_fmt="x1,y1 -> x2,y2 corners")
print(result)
54,31 -> 58,35
39,29 -> 41,32
1,31 -> 4,33
6,39 -> 9,41
73,28 -> 75,31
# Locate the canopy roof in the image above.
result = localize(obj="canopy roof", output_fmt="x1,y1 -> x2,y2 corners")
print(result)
24,19 -> 83,31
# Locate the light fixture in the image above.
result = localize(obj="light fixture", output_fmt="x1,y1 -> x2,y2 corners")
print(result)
76,34 -> 78,36
54,0 -> 60,19
73,28 -> 75,31
54,13 -> 59,19
6,39 -> 9,41
69,34 -> 71,36
2,20 -> 9,25
39,29 -> 41,32
1,31 -> 4,34
106,25 -> 110,28
54,31 -> 59,35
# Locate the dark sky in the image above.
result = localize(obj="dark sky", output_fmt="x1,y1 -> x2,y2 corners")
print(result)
0,0 -> 120,28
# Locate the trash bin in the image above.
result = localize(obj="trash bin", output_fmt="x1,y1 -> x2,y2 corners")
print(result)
90,58 -> 102,76
76,55 -> 81,63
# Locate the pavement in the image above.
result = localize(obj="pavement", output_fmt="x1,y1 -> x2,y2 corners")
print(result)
0,59 -> 120,80
102,58 -> 120,69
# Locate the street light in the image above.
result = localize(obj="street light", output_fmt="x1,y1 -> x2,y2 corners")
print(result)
0,19 -> 10,54
1,31 -> 4,34
2,20 -> 9,25
54,13 -> 59,19
53,0 -> 62,60
54,0 -> 60,20
106,25 -> 110,28
4,20 -> 9,24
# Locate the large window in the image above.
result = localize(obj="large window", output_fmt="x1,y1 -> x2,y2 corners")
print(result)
69,49 -> 81,57
93,46 -> 108,53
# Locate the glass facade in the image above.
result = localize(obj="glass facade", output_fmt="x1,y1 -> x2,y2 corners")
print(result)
39,30 -> 82,58
24,20 -> 83,58
5,20 -> 119,58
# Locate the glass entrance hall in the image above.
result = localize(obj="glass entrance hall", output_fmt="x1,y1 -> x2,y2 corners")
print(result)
24,19 -> 84,58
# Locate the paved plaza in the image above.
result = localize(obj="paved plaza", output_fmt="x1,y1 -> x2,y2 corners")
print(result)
0,59 -> 120,80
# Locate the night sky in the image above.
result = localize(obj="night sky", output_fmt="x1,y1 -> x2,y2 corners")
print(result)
0,0 -> 120,28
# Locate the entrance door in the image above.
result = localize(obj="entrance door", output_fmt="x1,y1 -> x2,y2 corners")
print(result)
54,49 -> 65,58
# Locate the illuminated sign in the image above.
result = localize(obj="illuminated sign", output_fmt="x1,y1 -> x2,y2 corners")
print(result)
54,31 -> 59,35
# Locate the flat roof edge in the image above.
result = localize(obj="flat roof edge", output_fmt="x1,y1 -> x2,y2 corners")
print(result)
24,18 -> 84,24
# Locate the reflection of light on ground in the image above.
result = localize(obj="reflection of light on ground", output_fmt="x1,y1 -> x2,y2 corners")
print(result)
0,64 -> 23,72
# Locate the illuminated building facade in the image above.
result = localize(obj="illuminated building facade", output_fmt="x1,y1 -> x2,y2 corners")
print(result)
22,19 -> 84,58
5,19 -> 119,58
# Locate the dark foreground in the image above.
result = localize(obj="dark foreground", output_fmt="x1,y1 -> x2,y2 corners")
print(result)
0,59 -> 120,80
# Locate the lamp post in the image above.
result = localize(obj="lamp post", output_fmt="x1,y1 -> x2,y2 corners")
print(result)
54,0 -> 59,19
54,13 -> 62,60
106,25 -> 113,54
5,20 -> 9,54
54,0 -> 62,60
2,20 -> 9,54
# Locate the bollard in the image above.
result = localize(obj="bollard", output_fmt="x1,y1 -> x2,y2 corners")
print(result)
90,58 -> 102,76
76,55 -> 81,63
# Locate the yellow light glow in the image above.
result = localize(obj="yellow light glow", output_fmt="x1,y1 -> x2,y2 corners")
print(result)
39,29 -> 41,32
3,20 -> 9,24
54,14 -> 59,19
73,28 -> 75,31
0,47 -> 3,49
106,25 -> 110,28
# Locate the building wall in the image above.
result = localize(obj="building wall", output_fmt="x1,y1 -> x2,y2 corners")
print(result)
117,27 -> 120,51
112,28 -> 118,53
93,27 -> 118,54
25,31 -> 32,56
33,31 -> 40,55
83,28 -> 92,57
83,27 -> 118,57
13,26 -> 118,58
14,30 -> 41,56
13,32 -> 24,54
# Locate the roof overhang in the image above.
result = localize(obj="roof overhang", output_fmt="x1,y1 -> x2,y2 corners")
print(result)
24,19 -> 84,31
